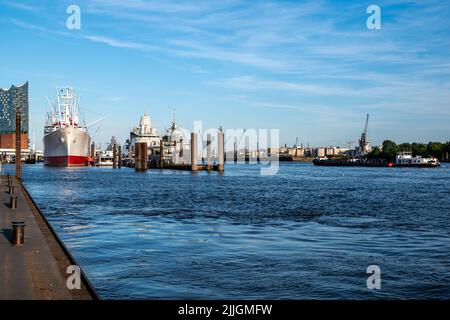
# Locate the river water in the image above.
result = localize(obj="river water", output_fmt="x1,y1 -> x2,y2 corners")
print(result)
3,163 -> 450,299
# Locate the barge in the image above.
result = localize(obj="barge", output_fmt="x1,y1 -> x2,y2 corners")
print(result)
313,152 -> 440,168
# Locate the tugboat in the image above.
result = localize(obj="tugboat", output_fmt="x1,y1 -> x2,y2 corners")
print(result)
95,137 -> 117,167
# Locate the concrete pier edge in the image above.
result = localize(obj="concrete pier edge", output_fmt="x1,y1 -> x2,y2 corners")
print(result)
19,180 -> 100,300
1,175 -> 100,300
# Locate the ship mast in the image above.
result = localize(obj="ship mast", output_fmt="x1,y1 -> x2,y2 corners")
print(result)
56,88 -> 62,127
45,87 -> 84,132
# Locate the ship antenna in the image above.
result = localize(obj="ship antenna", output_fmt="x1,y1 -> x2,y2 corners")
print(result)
77,95 -> 81,123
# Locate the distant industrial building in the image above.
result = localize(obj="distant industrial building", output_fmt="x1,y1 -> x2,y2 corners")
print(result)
312,147 -> 326,158
0,82 -> 29,149
269,145 -> 350,160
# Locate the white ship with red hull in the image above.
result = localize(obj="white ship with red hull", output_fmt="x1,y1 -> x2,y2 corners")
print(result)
44,87 -> 90,167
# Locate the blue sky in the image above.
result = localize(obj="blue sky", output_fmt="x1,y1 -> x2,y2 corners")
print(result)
0,0 -> 449,150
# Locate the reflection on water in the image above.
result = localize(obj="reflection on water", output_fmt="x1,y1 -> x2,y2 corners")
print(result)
4,163 -> 450,299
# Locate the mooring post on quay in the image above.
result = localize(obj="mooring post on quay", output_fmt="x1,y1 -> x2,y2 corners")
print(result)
191,132 -> 198,172
10,195 -> 18,209
8,184 -> 15,195
206,133 -> 212,172
11,221 -> 25,245
218,131 -> 225,173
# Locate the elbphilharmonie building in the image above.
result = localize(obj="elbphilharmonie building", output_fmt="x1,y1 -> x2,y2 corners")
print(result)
0,82 -> 29,149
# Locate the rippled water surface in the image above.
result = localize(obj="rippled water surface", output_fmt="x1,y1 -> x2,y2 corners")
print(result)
4,163 -> 450,299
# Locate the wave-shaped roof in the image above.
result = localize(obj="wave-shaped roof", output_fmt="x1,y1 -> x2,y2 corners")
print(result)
0,81 -> 28,92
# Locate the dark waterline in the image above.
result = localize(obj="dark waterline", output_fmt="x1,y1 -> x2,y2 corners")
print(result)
3,163 -> 450,299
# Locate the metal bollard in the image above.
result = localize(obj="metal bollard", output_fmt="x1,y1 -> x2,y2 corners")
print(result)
12,222 -> 25,245
10,195 -> 18,209
9,185 -> 15,195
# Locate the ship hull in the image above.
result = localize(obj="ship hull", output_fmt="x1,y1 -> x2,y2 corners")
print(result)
44,127 -> 90,167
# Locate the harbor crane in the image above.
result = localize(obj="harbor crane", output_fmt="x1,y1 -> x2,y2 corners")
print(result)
358,114 -> 370,155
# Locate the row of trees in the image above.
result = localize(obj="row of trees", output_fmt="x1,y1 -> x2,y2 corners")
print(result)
368,140 -> 450,161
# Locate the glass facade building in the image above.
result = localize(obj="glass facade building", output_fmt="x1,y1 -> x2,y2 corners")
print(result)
0,82 -> 29,133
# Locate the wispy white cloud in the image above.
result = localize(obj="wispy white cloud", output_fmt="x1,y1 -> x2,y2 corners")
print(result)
8,17 -> 70,37
1,1 -> 42,12
82,0 -> 326,70
167,40 -> 288,70
81,34 -> 156,50
210,76 -> 366,97
9,18 -> 47,32
88,0 -> 214,14
3,0 -> 450,138
212,74 -> 450,116
79,0 -> 450,118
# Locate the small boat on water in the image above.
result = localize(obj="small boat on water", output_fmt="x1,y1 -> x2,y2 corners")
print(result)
393,151 -> 440,167
96,149 -> 114,167
95,137 -> 118,167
